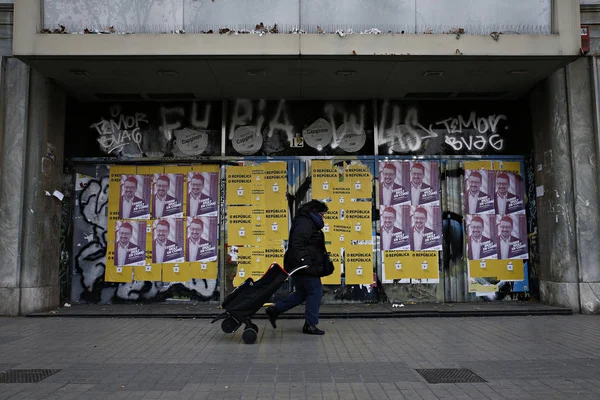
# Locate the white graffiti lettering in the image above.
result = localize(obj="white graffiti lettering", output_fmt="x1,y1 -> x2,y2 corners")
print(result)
91,111 -> 147,154
379,101 -> 507,153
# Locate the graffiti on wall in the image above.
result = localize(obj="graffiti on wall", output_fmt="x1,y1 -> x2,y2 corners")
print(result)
66,100 -> 222,159
71,166 -> 219,304
378,100 -> 529,155
226,99 -> 373,156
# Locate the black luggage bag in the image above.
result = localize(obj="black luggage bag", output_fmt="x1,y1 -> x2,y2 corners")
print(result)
211,262 -> 306,344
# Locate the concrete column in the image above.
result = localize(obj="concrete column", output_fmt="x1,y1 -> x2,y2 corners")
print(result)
19,69 -> 66,315
531,57 -> 600,314
566,58 -> 600,314
0,59 -> 65,316
0,57 -> 30,316
530,67 -> 581,312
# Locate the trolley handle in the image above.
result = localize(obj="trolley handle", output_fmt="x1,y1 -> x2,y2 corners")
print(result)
289,265 -> 309,276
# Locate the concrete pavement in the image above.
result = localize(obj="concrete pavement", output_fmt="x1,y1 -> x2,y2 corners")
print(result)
1,315 -> 600,399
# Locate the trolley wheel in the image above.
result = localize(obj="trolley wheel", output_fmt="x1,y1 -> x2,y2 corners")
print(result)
250,323 -> 259,333
221,317 -> 238,334
242,328 -> 258,344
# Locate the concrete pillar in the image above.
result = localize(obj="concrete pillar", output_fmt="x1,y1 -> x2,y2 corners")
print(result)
0,57 -> 30,316
566,58 -> 600,314
0,58 -> 66,316
531,57 -> 600,314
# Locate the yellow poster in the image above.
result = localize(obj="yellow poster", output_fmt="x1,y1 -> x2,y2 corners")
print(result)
233,246 -> 255,287
384,250 -> 439,280
227,206 -> 254,246
264,246 -> 285,270
468,259 -> 524,281
345,246 -> 373,285
190,260 -> 218,279
162,263 -> 191,282
252,207 -> 265,225
464,160 -> 522,176
463,161 -> 494,171
468,282 -> 499,293
105,265 -> 133,283
265,207 -> 288,244
321,247 -> 342,285
331,221 -> 352,249
344,163 -> 373,199
248,248 -> 268,280
494,161 -> 522,176
251,166 -> 266,207
134,264 -> 161,281
344,201 -> 372,244
251,225 -> 266,246
312,160 -> 342,200
226,166 -> 253,205
263,162 -> 288,207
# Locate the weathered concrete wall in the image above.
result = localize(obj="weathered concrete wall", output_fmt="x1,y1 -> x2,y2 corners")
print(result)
531,57 -> 600,314
566,58 -> 600,314
0,57 -> 29,316
43,0 -> 552,34
530,67 -> 581,312
0,59 -> 65,316
19,69 -> 65,315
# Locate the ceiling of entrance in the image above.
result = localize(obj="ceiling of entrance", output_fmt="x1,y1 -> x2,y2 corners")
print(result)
23,56 -> 577,101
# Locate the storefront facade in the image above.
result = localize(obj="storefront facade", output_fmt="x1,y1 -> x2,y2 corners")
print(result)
4,0 -> 599,315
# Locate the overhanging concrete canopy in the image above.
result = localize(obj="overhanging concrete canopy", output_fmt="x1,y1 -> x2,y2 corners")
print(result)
12,0 -> 582,101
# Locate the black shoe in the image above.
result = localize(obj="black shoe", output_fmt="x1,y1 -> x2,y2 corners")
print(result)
265,306 -> 279,329
302,321 -> 325,335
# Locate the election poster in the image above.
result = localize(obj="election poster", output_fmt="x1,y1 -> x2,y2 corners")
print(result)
380,204 -> 410,251
185,216 -> 217,262
151,173 -> 184,219
312,160 -> 343,200
321,248 -> 342,285
112,220 -> 147,267
494,171 -> 525,215
344,163 -> 372,199
409,205 -> 442,251
227,206 -> 254,246
466,214 -> 498,260
464,169 -> 495,215
345,246 -> 373,285
118,174 -> 151,219
187,171 -> 218,216
151,218 -> 184,264
383,250 -> 440,282
407,161 -> 439,206
496,214 -> 529,260
263,162 -> 288,208
379,161 -> 410,206
226,166 -> 253,205
265,207 -> 288,244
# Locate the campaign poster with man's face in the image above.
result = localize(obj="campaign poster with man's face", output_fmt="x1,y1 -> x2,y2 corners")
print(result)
408,161 -> 439,206
119,175 -> 151,219
379,161 -> 410,206
114,220 -> 146,267
464,170 -> 495,215
466,214 -> 497,260
187,172 -> 218,216
152,174 -> 183,219
152,218 -> 184,264
409,205 -> 442,251
379,204 -> 410,250
496,214 -> 529,259
186,216 -> 218,262
494,171 -> 525,215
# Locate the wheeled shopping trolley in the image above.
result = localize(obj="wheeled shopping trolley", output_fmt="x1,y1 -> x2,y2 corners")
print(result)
211,263 -> 305,344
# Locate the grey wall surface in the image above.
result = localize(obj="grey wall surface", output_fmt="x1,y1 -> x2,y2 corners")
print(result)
184,0 -> 299,32
43,0 -> 552,34
19,69 -> 65,315
0,58 -> 66,316
44,0 -> 184,33
530,68 -> 580,311
531,58 -> 600,314
0,57 -> 30,316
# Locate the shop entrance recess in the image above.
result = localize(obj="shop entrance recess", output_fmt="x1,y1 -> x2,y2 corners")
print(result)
377,156 -> 530,305
224,156 -> 530,304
